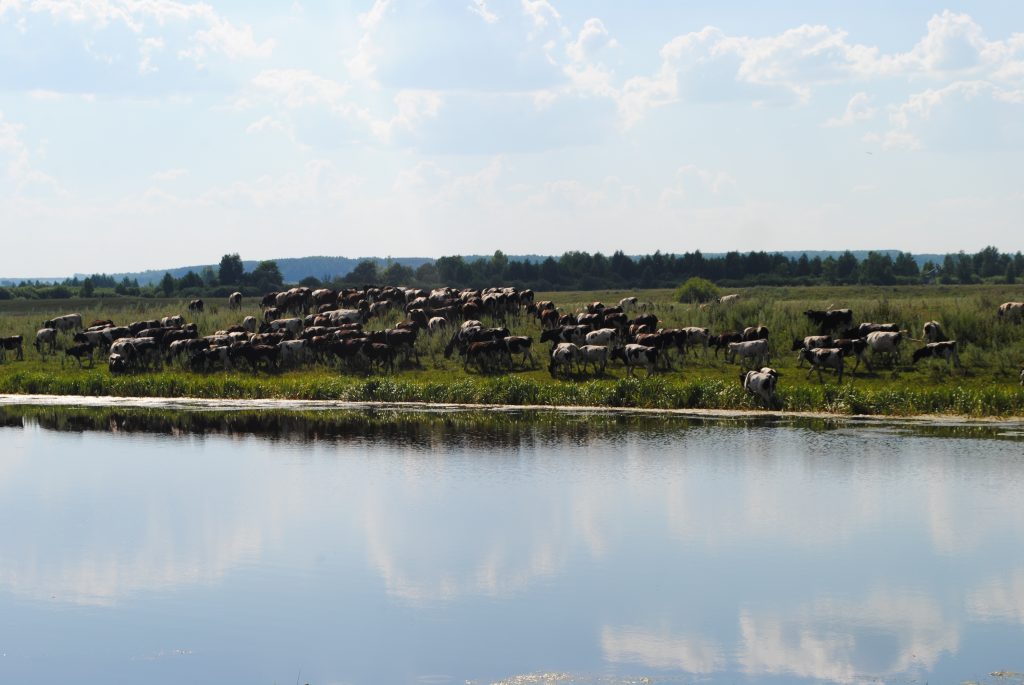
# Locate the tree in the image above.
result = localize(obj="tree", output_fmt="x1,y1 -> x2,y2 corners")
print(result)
345,260 -> 379,285
249,261 -> 284,291
218,253 -> 245,285
893,252 -> 919,278
859,251 -> 895,284
835,251 -> 859,282
178,271 -> 204,290
160,272 -> 176,297
80,277 -> 95,298
382,262 -> 414,284
674,277 -> 720,303
1007,261 -> 1017,285
415,262 -> 439,285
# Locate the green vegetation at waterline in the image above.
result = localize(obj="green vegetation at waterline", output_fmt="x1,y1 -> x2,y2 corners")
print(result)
0,284 -> 1023,417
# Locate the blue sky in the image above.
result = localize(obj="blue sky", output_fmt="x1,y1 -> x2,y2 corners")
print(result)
1,1 -> 1022,275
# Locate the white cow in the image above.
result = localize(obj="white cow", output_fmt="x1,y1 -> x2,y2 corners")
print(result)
618,296 -> 638,312
866,331 -> 903,366
584,328 -> 618,348
278,340 -> 308,368
578,345 -> 609,374
428,317 -> 449,334
800,347 -> 845,383
726,339 -> 770,369
242,316 -> 258,333
719,294 -> 740,305
923,320 -> 945,343
34,328 -> 57,356
267,318 -> 304,336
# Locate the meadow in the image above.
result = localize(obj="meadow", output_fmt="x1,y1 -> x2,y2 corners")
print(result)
1,284 -> 1023,416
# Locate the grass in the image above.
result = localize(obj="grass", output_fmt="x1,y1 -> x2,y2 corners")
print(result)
0,284 -> 1023,416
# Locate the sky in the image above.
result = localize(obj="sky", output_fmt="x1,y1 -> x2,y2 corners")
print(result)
1,1 -> 1022,276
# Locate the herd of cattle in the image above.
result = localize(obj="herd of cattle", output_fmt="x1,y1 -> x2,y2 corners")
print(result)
2,286 -> 1023,406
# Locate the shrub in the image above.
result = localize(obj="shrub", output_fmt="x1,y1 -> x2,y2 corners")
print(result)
674,277 -> 720,304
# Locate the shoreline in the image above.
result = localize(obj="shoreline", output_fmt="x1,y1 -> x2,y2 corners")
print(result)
3,392 -> 1023,429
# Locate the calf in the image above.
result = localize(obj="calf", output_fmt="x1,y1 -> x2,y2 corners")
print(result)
62,342 -> 95,368
912,341 -> 961,368
800,347 -> 845,383
188,299 -> 204,315
610,344 -> 658,377
742,367 -> 778,406
726,339 -> 770,369
0,335 -> 23,362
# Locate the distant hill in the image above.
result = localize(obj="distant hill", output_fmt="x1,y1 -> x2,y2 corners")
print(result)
0,251 -> 952,286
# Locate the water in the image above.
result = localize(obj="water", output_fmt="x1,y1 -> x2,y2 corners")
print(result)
0,407 -> 1023,685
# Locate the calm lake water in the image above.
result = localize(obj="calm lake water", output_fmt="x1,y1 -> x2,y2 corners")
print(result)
1,407 -> 1023,685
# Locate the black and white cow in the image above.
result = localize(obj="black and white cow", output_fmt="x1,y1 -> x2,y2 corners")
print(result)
912,341 -> 961,368
228,292 -> 242,309
800,347 -> 845,383
866,331 -> 903,366
742,367 -> 779,405
611,344 -> 658,377
548,342 -> 579,378
578,344 -> 609,374
793,336 -> 832,366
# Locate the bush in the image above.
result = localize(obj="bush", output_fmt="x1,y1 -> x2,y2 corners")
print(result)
674,277 -> 721,303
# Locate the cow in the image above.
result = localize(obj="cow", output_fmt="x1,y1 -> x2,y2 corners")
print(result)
548,342 -> 579,378
739,326 -> 768,342
923,320 -> 946,343
62,342 -> 95,368
866,331 -> 903,366
228,292 -> 242,310
108,352 -> 130,374
792,336 -> 832,366
503,336 -> 535,369
678,327 -> 710,358
800,347 -> 845,383
742,367 -> 778,406
264,318 -> 304,336
719,294 -> 740,305
998,302 -> 1024,321
578,345 -> 609,374
610,344 -> 658,377
277,340 -> 308,368
711,331 -> 743,358
428,316 -> 449,335
843,322 -> 900,338
188,299 -> 204,315
0,335 -> 23,362
726,339 -> 770,369
241,316 -> 257,334
832,338 -> 871,373
584,328 -> 618,348
540,308 -> 560,330
361,342 -> 396,373
43,313 -> 83,335
912,341 -> 961,368
804,308 -> 853,334
34,328 -> 57,356
463,340 -> 510,373
230,343 -> 279,373
618,296 -> 638,312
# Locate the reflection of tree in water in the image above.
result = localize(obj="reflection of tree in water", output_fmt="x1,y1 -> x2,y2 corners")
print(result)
2,405 -> 1018,446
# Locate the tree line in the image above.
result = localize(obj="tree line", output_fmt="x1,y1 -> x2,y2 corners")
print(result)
1,248 -> 1022,300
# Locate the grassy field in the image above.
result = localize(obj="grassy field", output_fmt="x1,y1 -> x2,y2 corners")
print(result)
0,284 -> 1022,416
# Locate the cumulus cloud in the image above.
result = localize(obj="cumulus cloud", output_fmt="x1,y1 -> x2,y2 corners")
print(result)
467,0 -> 497,25
824,91 -> 876,127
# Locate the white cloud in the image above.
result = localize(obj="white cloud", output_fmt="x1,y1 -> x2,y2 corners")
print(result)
522,0 -> 559,32
151,168 -> 187,182
824,91 -> 876,127
467,0 -> 497,25
660,164 -> 736,207
345,0 -> 392,84
0,110 -> 62,196
566,17 -> 615,64
367,90 -> 442,142
250,69 -> 350,111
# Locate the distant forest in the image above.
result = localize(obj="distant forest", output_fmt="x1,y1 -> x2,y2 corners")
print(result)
2,247 -> 1022,300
